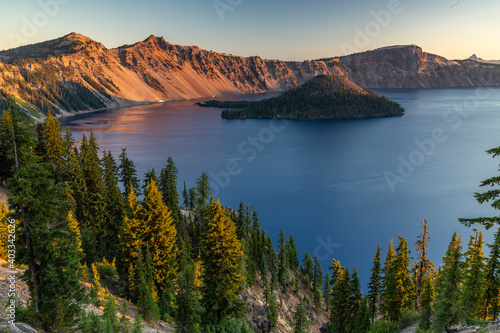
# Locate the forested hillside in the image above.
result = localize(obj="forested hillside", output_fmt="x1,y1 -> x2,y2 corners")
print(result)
1,100 -> 500,333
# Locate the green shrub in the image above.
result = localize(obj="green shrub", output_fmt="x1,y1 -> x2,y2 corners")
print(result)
368,320 -> 399,333
205,318 -> 253,333
95,258 -> 119,285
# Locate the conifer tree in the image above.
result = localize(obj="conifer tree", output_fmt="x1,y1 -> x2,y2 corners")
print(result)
175,262 -> 201,333
141,180 -> 178,303
418,273 -> 435,331
353,296 -> 370,333
381,236 -> 415,321
278,229 -> 290,289
288,234 -> 300,269
380,238 -> 396,319
432,232 -> 463,332
136,248 -> 160,323
330,265 -> 351,333
201,198 -> 244,325
293,298 -> 311,333
182,181 -> 189,209
323,272 -> 332,312
461,229 -> 486,320
312,255 -> 323,311
119,148 -> 140,198
142,168 -> 159,196
484,227 -> 500,320
159,157 -> 181,216
8,146 -> 86,331
302,252 -> 313,288
348,269 -> 362,332
414,219 -> 435,310
102,289 -> 119,333
367,244 -> 382,323
101,150 -> 125,258
40,110 -> 65,181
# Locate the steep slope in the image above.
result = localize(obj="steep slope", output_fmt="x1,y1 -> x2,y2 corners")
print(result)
339,44 -> 500,88
0,33 -> 345,118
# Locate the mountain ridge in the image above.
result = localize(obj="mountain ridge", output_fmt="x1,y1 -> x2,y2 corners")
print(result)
0,33 -> 499,118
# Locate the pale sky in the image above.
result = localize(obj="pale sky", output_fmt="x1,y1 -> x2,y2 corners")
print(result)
1,0 -> 499,61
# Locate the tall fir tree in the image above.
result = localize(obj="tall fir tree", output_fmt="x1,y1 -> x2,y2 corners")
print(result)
40,110 -> 65,181
277,229 -> 290,290
159,157 -> 181,218
118,148 -> 140,198
432,231 -> 463,332
293,298 -> 311,333
484,227 -> 500,320
201,198 -> 244,325
175,262 -> 201,333
101,150 -> 125,259
380,238 -> 396,320
141,180 -> 179,311
460,229 -> 486,320
418,273 -> 435,331
414,219 -> 435,310
288,234 -> 300,270
8,153 -> 86,332
312,255 -> 323,311
136,248 -> 160,323
367,244 -> 382,323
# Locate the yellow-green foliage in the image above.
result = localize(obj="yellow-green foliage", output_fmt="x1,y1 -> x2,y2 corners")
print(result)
0,200 -> 9,259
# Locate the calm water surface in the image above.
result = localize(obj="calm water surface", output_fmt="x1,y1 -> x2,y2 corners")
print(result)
60,88 -> 500,287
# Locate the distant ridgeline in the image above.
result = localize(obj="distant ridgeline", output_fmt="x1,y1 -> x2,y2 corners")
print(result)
198,75 -> 405,120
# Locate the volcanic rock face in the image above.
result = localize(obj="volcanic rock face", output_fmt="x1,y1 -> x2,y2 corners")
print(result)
339,44 -> 500,88
0,34 -> 499,117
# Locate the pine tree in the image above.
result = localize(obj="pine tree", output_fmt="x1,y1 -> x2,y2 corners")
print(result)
330,265 -> 351,333
414,219 -> 435,310
381,236 -> 415,321
461,229 -> 486,320
40,110 -> 65,181
102,289 -> 119,333
484,227 -> 500,320
348,269 -> 362,332
312,255 -> 323,311
323,272 -> 332,312
119,148 -> 140,198
302,252 -> 313,288
367,244 -> 382,323
136,249 -> 160,323
182,181 -> 189,209
418,273 -> 435,331
288,234 -> 300,270
380,238 -> 396,319
175,262 -> 201,333
201,198 -> 244,325
7,150 -> 86,331
159,157 -> 181,217
432,231 -> 463,332
278,229 -> 290,289
353,296 -> 370,333
101,150 -> 125,259
141,180 -> 178,302
293,298 -> 311,333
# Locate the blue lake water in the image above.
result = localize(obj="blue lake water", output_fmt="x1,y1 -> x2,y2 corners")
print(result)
60,88 -> 500,288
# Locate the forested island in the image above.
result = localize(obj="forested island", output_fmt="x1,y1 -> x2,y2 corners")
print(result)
1,100 -> 500,333
198,75 -> 405,120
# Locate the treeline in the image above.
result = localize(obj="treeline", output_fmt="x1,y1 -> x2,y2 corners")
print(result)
198,75 -> 405,120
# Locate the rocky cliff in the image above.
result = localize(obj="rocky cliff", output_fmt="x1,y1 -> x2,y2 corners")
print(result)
0,33 -> 345,118
0,34 -> 499,118
339,44 -> 500,88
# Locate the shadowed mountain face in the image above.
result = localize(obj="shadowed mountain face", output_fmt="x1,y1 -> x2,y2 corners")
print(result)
0,34 -> 499,117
